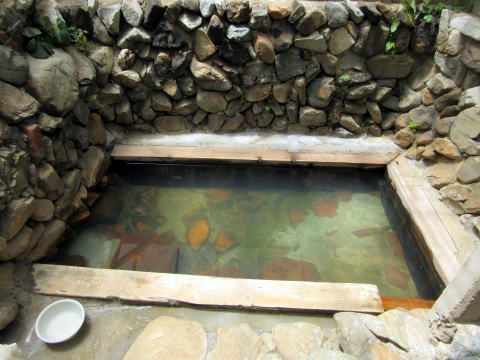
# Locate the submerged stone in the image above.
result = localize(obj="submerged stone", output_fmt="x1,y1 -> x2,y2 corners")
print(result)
215,233 -> 234,252
384,264 -> 409,290
262,257 -> 321,281
313,200 -> 338,218
288,210 -> 305,226
188,220 -> 209,249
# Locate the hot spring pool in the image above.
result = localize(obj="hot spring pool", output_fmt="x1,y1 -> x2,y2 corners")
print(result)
53,163 -> 441,299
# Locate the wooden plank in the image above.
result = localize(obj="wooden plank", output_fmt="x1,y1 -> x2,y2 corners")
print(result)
33,264 -> 384,314
111,145 -> 397,167
381,296 -> 435,311
387,156 -> 462,284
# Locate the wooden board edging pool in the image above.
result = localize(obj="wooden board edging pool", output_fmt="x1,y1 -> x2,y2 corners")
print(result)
111,144 -> 398,167
387,155 -> 462,285
33,264 -> 384,314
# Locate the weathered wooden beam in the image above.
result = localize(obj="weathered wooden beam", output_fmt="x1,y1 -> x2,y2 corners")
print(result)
33,264 -> 385,314
111,144 -> 397,167
387,156 -> 463,284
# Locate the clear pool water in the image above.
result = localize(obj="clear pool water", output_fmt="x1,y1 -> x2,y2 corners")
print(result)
54,163 -> 441,299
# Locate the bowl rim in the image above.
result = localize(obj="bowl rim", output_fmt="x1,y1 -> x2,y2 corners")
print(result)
35,299 -> 85,344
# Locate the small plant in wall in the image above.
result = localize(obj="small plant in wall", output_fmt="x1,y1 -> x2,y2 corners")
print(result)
23,16 -> 89,59
264,105 -> 272,111
407,121 -> 420,132
336,74 -> 350,85
385,20 -> 401,55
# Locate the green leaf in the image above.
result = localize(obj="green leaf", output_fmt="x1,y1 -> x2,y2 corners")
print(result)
408,121 -> 420,128
31,41 -> 54,59
26,38 -> 37,51
42,16 -> 55,36
390,20 -> 400,33
23,27 -> 42,38
423,14 -> 433,23
385,41 -> 396,53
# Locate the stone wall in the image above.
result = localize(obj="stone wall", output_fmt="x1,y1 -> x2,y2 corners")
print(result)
0,0 -> 480,334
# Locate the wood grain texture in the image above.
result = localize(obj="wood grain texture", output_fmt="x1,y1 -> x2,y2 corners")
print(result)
111,145 -> 398,167
33,264 -> 384,314
387,155 -> 462,284
381,296 -> 435,311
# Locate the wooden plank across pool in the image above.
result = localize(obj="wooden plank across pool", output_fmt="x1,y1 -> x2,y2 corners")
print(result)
111,144 -> 397,167
33,264 -> 385,314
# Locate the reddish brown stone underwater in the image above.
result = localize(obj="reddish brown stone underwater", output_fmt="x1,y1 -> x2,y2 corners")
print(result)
313,200 -> 338,218
262,257 -> 321,282
384,265 -> 410,291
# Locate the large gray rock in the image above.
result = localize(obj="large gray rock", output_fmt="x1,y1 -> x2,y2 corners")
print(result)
200,0 -> 216,17
0,45 -> 28,85
122,0 -> 143,27
178,12 -> 202,32
343,0 -> 364,24
328,27 -> 355,55
226,24 -> 251,41
294,32 -> 327,53
394,128 -> 415,148
123,316 -> 207,360
307,77 -> 336,108
28,219 -> 66,261
65,46 -> 96,86
434,52 -> 466,85
118,27 -> 152,49
112,70 -> 141,88
152,92 -> 173,112
325,2 -> 349,28
334,312 -> 380,357
366,54 -> 415,79
407,56 -> 436,90
97,3 -> 121,35
26,50 -> 79,116
92,15 -> 114,45
272,322 -> 326,359
459,86 -> 480,109
193,28 -> 216,61
88,45 -> 114,86
440,182 -> 480,215
296,8 -> 327,36
299,107 -> 326,127
427,73 -> 456,95
457,157 -> 480,184
244,84 -> 271,102
190,57 -> 232,91
0,226 -> 32,261
196,89 -> 227,112
80,146 -> 106,188
275,48 -> 305,82
0,81 -> 39,124
0,197 -> 35,241
0,0 -> 33,35
249,2 -> 271,32
450,107 -> 480,156
426,160 -> 462,189
37,162 -> 65,200
450,14 -> 480,42
154,116 -> 190,133
406,106 -> 438,131
339,114 -> 362,133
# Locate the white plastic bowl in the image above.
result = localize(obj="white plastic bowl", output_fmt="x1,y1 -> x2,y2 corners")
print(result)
35,299 -> 85,344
